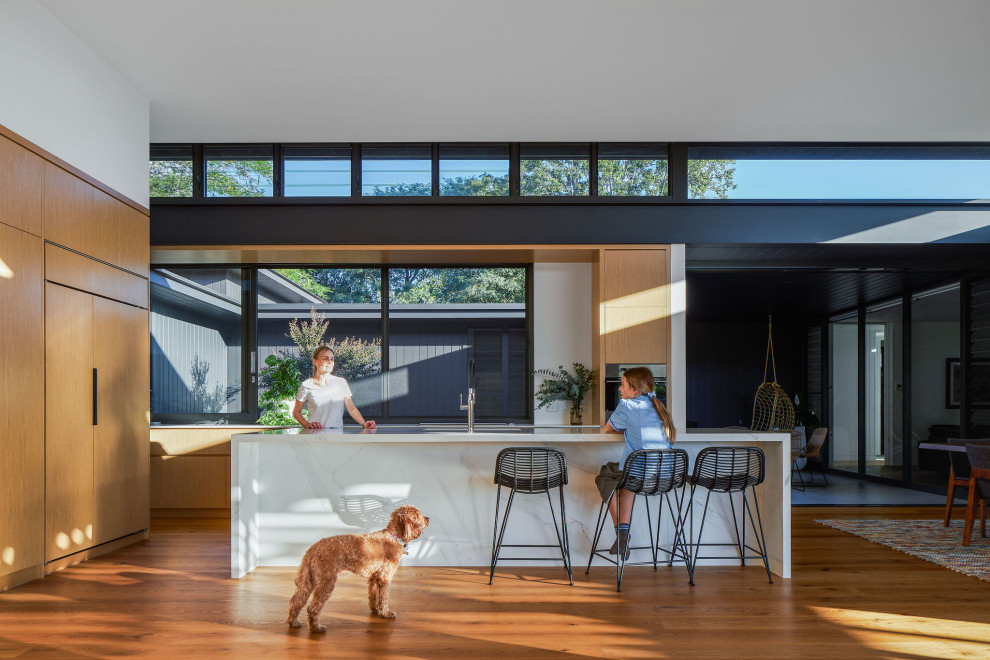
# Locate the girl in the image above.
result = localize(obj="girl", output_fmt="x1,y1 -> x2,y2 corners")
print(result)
595,366 -> 675,559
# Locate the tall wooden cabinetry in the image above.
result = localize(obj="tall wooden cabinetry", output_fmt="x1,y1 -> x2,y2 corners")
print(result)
592,246 -> 671,425
603,248 -> 669,364
0,128 -> 149,590
0,223 -> 45,583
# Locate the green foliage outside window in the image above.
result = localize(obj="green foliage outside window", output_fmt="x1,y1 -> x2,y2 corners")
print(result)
151,155 -> 735,198
689,159 -> 737,199
599,159 -> 668,196
149,160 -> 193,197
521,159 -> 590,196
206,159 -> 274,197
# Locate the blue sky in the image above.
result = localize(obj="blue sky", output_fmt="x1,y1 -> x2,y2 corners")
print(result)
700,159 -> 990,200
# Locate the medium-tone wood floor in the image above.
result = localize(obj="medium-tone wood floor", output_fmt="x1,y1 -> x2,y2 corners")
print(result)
1,508 -> 988,659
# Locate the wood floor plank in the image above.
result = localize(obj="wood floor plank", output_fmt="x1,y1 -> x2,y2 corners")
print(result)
0,508 -> 987,658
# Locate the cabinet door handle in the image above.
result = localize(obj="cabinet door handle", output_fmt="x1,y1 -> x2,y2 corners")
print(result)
93,367 -> 98,426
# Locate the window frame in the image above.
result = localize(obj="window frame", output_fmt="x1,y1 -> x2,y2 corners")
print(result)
150,263 -> 533,426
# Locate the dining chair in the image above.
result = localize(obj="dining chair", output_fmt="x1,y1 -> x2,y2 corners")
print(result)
944,438 -> 990,526
962,443 -> 990,546
792,427 -> 828,490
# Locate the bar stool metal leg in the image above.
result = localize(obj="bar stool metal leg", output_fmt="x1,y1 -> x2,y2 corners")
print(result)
490,447 -> 572,585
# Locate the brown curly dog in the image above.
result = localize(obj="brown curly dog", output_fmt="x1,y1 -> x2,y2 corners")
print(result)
287,505 -> 430,632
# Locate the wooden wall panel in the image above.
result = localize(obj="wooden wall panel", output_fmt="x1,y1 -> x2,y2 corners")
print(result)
115,202 -> 150,278
93,298 -> 150,544
150,456 -> 230,508
0,225 -> 45,578
45,283 -> 95,561
0,137 -> 44,236
43,164 -> 110,263
45,243 -> 148,309
150,429 -> 233,456
603,249 -> 669,365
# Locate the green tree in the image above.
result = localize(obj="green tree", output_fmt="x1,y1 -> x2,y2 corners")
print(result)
521,159 -> 590,195
368,182 -> 432,196
206,159 -> 274,197
389,267 -> 525,303
689,159 -> 737,199
161,154 -> 735,199
286,307 -> 382,382
276,268 -> 381,303
149,160 -> 193,197
598,159 -> 668,196
440,173 -> 509,196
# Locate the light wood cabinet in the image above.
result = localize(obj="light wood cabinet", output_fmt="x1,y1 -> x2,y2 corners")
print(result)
603,248 -> 669,364
93,298 -> 150,544
45,243 -> 148,309
43,163 -> 110,264
0,137 -> 44,236
0,224 -> 45,578
2,124 -> 150,588
45,282 -> 150,559
43,161 -> 149,277
45,283 -> 96,561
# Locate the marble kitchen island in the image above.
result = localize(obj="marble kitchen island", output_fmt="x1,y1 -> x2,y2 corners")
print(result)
231,427 -> 790,579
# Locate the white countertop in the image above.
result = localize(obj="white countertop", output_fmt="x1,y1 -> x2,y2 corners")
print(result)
230,426 -> 788,444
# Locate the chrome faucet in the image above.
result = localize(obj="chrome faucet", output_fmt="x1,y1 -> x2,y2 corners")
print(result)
460,359 -> 476,432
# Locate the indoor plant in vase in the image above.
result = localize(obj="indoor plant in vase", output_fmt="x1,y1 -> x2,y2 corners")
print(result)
534,363 -> 596,425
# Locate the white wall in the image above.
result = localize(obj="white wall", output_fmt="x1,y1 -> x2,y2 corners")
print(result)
532,263 -> 591,425
0,1 -> 149,206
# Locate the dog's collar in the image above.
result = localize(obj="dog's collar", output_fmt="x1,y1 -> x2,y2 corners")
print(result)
391,533 -> 409,553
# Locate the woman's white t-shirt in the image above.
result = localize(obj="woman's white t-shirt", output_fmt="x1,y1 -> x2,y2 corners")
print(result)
296,375 -> 352,429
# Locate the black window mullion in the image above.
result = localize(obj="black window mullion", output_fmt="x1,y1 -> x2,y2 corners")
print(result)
668,142 -> 687,201
509,143 -> 520,196
431,143 -> 439,196
901,292 -> 912,483
244,267 -> 259,417
351,143 -> 362,196
192,144 -> 204,197
272,144 -> 282,197
589,143 -> 598,196
857,304 -> 867,476
381,266 -> 390,419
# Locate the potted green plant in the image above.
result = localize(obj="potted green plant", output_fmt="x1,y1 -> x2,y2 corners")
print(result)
257,351 -> 303,426
534,363 -> 596,425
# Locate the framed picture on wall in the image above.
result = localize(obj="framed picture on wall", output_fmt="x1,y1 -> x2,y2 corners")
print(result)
946,358 -> 961,409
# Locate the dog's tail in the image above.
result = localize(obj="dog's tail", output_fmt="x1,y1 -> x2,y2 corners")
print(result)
288,559 -> 314,618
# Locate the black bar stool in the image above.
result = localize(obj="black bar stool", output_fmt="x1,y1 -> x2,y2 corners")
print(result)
586,448 -> 692,591
686,446 -> 772,583
489,447 -> 572,585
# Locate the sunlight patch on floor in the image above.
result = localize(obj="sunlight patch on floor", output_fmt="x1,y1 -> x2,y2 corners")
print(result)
811,606 -> 990,659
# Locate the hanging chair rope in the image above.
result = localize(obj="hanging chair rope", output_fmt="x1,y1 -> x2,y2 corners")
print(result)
751,317 -> 796,432
763,320 -> 778,384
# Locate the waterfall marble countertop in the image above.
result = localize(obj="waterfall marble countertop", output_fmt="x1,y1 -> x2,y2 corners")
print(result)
230,427 -> 790,579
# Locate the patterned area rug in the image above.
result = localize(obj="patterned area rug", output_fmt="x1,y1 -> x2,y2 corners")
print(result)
816,519 -> 990,582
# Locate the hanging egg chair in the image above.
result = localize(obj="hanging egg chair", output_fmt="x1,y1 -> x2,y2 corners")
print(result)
751,319 -> 796,432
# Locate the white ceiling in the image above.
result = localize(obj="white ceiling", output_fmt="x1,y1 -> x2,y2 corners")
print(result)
40,0 -> 990,143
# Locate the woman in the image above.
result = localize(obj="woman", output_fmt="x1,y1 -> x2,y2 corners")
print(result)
292,345 -> 376,430
595,366 -> 675,559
